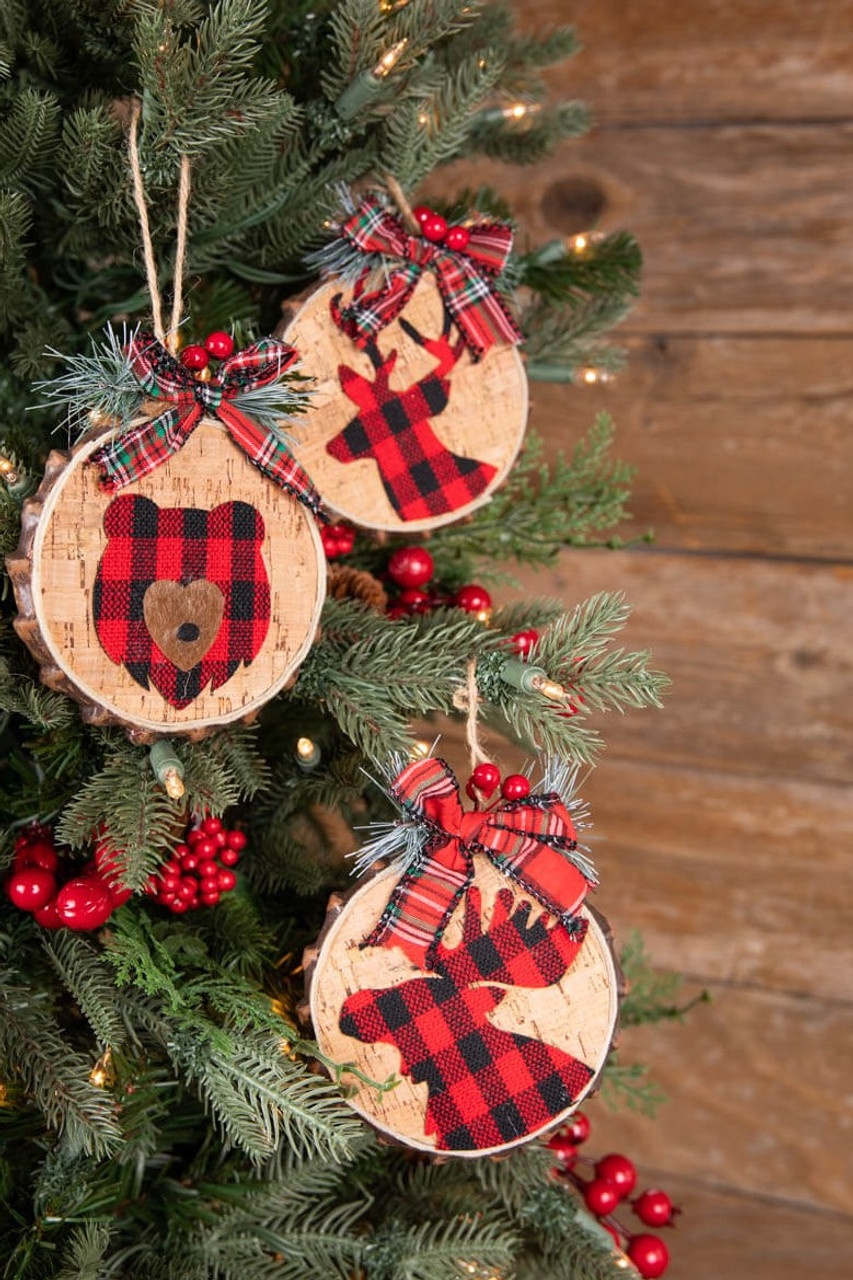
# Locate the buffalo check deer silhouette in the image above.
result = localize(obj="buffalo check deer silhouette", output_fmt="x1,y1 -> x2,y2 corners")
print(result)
325,306 -> 498,522
339,885 -> 595,1152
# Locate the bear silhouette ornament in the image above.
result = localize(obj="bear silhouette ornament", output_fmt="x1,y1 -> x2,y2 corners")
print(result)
93,495 -> 270,709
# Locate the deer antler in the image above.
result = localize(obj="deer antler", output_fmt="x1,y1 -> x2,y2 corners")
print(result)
433,887 -> 588,990
399,315 -> 465,380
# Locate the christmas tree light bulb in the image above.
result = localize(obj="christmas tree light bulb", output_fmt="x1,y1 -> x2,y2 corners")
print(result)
0,456 -> 19,485
410,739 -> 431,759
295,736 -> 321,769
89,1048 -> 113,1088
372,38 -> 408,77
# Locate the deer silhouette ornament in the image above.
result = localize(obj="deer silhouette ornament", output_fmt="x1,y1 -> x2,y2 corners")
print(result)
339,885 -> 595,1152
326,305 -> 498,523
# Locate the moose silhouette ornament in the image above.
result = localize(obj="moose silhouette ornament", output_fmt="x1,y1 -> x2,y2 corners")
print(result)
308,856 -> 619,1157
283,275 -> 528,532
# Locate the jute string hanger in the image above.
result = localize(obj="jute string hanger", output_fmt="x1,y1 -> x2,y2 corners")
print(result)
128,98 -> 191,346
452,658 -> 490,771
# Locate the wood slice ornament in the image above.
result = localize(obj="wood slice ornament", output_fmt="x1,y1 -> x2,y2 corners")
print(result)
306,757 -> 619,1157
7,334 -> 326,739
284,197 -> 528,532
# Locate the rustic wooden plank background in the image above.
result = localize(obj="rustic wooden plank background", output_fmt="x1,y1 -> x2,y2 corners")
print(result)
429,3 -> 853,1274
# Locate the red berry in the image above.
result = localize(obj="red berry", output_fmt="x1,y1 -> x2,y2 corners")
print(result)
464,780 -> 479,803
510,628 -> 539,658
55,877 -> 114,930
170,898 -> 189,914
387,546 -> 434,589
562,1112 -> 590,1145
181,852 -> 199,872
454,584 -> 492,615
204,331 -> 234,360
470,762 -> 501,797
595,1154 -> 637,1199
32,897 -> 64,930
546,1133 -> 578,1165
201,891 -> 221,906
399,588 -> 430,611
421,213 -> 448,243
583,1178 -> 621,1218
217,868 -> 236,892
160,874 -> 180,894
156,890 -> 176,906
501,774 -> 531,801
444,225 -> 470,252
195,838 -> 216,860
14,839 -> 58,873
633,1190 -> 675,1228
165,859 -> 182,878
627,1235 -> 669,1279
174,843 -> 191,860
200,876 -> 219,895
177,878 -> 197,902
213,830 -> 227,848
198,859 -> 218,878
7,867 -> 57,911
180,344 -> 209,371
186,827 -> 204,846
226,830 -> 247,851
219,846 -> 240,867
202,816 -> 223,836
412,205 -> 433,226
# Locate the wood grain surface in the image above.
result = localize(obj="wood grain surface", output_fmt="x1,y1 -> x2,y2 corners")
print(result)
310,858 -> 618,1156
283,276 -> 527,532
11,422 -> 325,734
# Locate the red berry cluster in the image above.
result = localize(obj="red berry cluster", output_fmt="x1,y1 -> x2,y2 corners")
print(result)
548,1113 -> 680,1278
465,761 -> 531,805
145,817 -> 245,914
5,826 -> 130,931
179,330 -> 235,372
321,522 -> 356,559
383,545 -> 495,622
412,205 -> 471,252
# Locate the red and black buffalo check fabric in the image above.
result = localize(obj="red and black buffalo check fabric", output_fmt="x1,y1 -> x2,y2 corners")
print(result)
339,886 -> 594,1152
92,494 -> 270,709
326,340 -> 497,523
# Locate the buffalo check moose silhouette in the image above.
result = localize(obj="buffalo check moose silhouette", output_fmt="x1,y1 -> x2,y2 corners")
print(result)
326,303 -> 498,523
339,885 -> 595,1152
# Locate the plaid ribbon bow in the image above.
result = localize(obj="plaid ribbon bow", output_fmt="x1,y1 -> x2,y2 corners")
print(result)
91,332 -> 324,517
333,196 -> 523,361
364,757 -> 597,965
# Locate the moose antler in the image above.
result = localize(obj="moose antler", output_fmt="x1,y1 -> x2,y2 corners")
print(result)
432,887 -> 588,990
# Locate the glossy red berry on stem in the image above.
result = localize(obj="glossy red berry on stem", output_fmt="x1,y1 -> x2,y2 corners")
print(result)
412,205 -> 433,226
7,867 -> 57,911
546,1132 -> 578,1165
501,774 -> 531,801
510,628 -> 539,657
470,762 -> 501,797
180,344 -> 209,371
227,830 -> 247,851
595,1153 -> 637,1199
399,588 -> 430,611
204,331 -> 234,359
422,213 -> 448,243
444,225 -> 470,252
217,868 -> 237,892
56,877 -> 114,930
633,1189 -> 676,1228
219,846 -> 240,867
563,1112 -> 591,1145
387,546 -> 434,589
627,1234 -> 670,1278
584,1178 -> 621,1218
202,816 -> 223,836
33,898 -> 64,929
454,584 -> 492,615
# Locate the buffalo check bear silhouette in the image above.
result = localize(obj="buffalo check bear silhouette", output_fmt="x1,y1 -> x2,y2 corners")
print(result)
92,494 -> 270,709
339,885 -> 595,1152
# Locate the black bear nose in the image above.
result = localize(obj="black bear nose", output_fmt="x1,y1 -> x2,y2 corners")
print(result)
177,622 -> 200,642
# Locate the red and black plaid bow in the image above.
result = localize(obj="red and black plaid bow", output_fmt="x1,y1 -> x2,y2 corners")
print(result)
364,757 -> 597,965
333,197 -> 523,361
91,332 -> 324,517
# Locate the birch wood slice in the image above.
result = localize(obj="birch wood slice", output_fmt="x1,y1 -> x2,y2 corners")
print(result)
309,858 -> 619,1158
283,275 -> 528,532
6,419 -> 325,738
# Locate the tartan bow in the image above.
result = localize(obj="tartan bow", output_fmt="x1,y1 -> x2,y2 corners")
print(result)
91,332 -> 324,517
364,757 -> 597,965
333,196 -> 523,362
